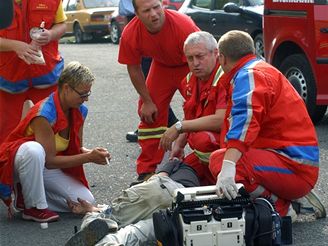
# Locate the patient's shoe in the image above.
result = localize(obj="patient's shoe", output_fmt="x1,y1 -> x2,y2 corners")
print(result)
286,204 -> 297,223
293,190 -> 326,219
65,218 -> 117,246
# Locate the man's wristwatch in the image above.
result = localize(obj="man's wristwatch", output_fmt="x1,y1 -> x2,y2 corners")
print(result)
175,121 -> 183,134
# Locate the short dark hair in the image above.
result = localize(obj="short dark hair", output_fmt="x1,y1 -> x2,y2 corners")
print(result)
132,0 -> 137,11
132,0 -> 162,12
218,30 -> 255,62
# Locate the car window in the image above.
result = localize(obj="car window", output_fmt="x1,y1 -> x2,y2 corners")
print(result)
63,0 -> 69,10
67,0 -> 77,11
243,0 -> 263,6
83,0 -> 119,8
315,0 -> 328,4
192,0 -> 211,9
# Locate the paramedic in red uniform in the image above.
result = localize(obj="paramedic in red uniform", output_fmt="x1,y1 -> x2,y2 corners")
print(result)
118,0 -> 199,181
0,62 -> 110,223
159,31 -> 227,186
0,0 -> 66,144
211,30 -> 320,217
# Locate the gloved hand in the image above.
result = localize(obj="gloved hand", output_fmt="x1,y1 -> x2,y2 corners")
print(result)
216,160 -> 238,200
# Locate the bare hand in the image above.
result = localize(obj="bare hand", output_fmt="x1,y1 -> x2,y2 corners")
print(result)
140,102 -> 158,124
169,143 -> 184,160
159,126 -> 179,151
88,147 -> 111,165
67,198 -> 95,214
80,146 -> 92,153
15,41 -> 40,64
32,29 -> 53,46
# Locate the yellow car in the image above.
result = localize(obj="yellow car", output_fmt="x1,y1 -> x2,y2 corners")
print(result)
63,0 -> 119,43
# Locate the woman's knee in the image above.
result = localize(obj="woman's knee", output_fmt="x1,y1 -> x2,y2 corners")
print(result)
15,141 -> 45,168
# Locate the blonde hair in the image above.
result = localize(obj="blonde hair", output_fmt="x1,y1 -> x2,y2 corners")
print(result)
218,30 -> 255,62
58,61 -> 95,90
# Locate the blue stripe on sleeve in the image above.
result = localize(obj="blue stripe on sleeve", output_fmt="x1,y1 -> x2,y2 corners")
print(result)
254,166 -> 294,174
37,94 -> 57,125
227,62 -> 255,141
79,104 -> 88,120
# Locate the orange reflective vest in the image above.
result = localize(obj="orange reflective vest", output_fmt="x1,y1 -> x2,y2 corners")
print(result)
181,63 -> 225,162
0,91 -> 89,207
182,63 -> 224,120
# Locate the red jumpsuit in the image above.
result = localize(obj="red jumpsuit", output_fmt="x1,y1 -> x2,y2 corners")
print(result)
181,64 -> 226,185
0,0 -> 65,144
0,91 -> 89,208
209,55 -> 319,215
118,9 -> 199,175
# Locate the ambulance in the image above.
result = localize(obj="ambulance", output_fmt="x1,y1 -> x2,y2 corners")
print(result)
264,0 -> 328,123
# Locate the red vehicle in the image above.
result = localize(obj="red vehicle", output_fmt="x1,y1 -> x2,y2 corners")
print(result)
264,0 -> 328,124
162,0 -> 185,10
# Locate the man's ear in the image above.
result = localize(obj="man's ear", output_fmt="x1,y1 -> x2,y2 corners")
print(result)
213,48 -> 219,57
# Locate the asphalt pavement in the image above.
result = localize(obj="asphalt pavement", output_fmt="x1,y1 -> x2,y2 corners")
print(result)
0,40 -> 327,246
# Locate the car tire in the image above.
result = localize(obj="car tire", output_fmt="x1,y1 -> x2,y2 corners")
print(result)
110,22 -> 120,44
254,33 -> 264,60
279,54 -> 327,124
74,24 -> 85,44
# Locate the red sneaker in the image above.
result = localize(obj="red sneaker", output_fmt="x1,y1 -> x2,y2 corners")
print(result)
22,208 -> 59,222
14,183 -> 25,211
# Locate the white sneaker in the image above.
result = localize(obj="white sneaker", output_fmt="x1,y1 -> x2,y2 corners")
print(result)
294,190 -> 326,219
286,204 -> 298,223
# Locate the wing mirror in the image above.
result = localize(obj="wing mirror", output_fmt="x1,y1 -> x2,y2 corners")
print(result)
223,2 -> 243,14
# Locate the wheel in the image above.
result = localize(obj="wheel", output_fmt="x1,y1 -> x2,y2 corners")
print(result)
254,33 -> 264,60
110,22 -> 120,44
279,54 -> 327,124
74,24 -> 85,44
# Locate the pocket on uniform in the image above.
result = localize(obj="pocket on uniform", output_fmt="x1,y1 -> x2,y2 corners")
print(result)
124,188 -> 140,203
28,0 -> 57,28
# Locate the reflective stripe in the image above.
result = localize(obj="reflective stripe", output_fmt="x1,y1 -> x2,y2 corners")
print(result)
32,59 -> 64,86
204,67 -> 224,107
186,72 -> 192,83
186,66 -> 223,86
249,185 -> 277,202
226,59 -> 261,142
249,185 -> 265,198
212,66 -> 224,86
193,149 -> 211,163
254,165 -> 294,174
138,127 -> 167,140
270,194 -> 278,202
269,147 -> 319,167
0,59 -> 64,93
0,78 -> 29,93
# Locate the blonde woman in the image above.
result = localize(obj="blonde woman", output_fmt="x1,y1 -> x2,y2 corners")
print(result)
0,61 -> 110,222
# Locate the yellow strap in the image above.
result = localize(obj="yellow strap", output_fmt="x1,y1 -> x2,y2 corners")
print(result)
212,66 -> 224,86
138,126 -> 167,140
193,149 -> 212,163
186,72 -> 192,83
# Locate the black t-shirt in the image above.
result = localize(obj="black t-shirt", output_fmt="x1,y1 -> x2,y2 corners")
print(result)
156,160 -> 200,187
